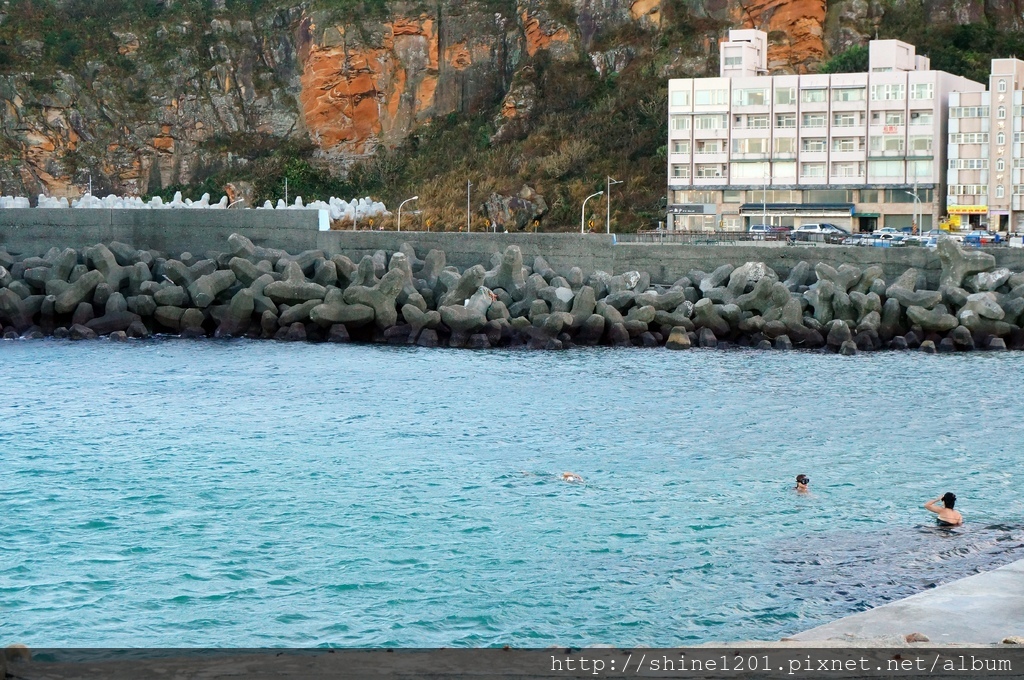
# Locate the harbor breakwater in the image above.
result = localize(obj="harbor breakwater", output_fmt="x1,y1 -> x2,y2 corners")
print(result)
1,232 -> 1024,354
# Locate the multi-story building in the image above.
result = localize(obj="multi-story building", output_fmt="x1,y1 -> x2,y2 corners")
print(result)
946,59 -> 1024,231
666,31 -> 985,232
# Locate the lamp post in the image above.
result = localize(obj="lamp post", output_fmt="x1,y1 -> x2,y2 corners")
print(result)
581,190 -> 604,234
762,164 -> 769,233
606,176 -> 623,233
466,180 -> 472,232
905,185 -> 921,236
398,196 -> 419,232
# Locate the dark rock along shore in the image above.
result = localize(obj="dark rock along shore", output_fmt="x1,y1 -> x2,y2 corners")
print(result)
1,235 -> 1023,354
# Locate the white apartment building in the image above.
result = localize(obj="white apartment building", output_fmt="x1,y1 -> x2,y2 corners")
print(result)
946,58 -> 1024,231
666,32 -> 985,232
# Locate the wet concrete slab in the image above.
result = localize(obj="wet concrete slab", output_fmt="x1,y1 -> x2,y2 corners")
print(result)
791,558 -> 1024,644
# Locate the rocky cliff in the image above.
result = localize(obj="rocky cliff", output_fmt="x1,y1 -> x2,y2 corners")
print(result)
0,0 -> 1021,214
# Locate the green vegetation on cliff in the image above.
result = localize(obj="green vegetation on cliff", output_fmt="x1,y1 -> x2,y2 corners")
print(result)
6,0 -> 1024,231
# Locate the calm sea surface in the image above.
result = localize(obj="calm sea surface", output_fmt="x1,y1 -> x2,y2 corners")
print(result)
2,340 -> 1023,647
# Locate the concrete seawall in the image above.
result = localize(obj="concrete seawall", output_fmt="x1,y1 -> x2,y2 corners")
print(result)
3,210 -> 1024,288
317,231 -> 1024,288
0,209 -> 319,256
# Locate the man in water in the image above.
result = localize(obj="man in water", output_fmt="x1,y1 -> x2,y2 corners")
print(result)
795,474 -> 809,493
925,492 -> 963,526
562,472 -> 583,483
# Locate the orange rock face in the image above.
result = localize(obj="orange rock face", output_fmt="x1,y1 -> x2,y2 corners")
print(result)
732,0 -> 826,73
299,15 -> 449,158
629,0 -> 662,26
521,10 -> 573,58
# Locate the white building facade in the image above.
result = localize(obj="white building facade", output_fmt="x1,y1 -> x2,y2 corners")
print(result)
946,58 -> 1024,231
667,32 -> 985,232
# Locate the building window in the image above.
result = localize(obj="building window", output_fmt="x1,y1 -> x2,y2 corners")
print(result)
907,160 -> 932,180
775,87 -> 796,105
801,138 -> 827,152
747,114 -> 769,129
910,110 -> 933,125
998,132 -> 1006,145
806,189 -> 855,203
997,158 -> 1006,171
695,164 -> 725,178
733,88 -> 768,106
723,55 -> 743,67
674,190 -> 717,203
909,83 -> 933,100
723,190 -> 744,203
772,162 -> 797,179
671,164 -> 690,178
861,189 -> 880,202
832,87 -> 865,102
750,189 -> 801,203
774,137 -> 796,154
694,140 -> 720,154
800,162 -> 826,177
868,160 -> 904,178
999,106 -> 1007,119
949,106 -> 990,118
948,132 -> 989,144
908,136 -> 932,154
732,138 -> 768,154
999,79 -> 1007,93
949,158 -> 988,169
670,90 -> 691,107
870,136 -> 905,153
997,185 -> 1006,198
775,113 -> 796,128
833,112 -> 857,127
871,83 -> 905,101
694,89 -> 728,106
832,137 -> 864,152
671,140 -> 690,154
694,114 -> 727,130
885,111 -> 905,126
671,115 -> 691,131
730,161 -> 769,180
801,88 -> 827,103
948,185 -> 986,196
801,113 -> 826,127
831,162 -> 865,178
885,188 -> 933,202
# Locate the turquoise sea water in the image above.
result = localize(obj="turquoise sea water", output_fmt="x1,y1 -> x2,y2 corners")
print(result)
2,340 -> 1024,647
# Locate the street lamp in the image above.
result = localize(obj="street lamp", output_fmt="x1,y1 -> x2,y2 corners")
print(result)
581,190 -> 604,234
398,196 -> 419,232
905,185 -> 921,235
466,180 -> 472,232
606,176 -> 623,233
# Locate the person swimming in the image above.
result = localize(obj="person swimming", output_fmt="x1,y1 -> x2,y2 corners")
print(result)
795,474 -> 809,493
562,472 -> 583,483
925,492 -> 963,526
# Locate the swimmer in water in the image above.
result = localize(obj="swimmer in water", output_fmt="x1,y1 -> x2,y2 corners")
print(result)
562,472 -> 583,483
795,474 -> 809,493
925,492 -> 963,526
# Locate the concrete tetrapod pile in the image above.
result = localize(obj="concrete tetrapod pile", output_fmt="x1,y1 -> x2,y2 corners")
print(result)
1,235 -> 1024,354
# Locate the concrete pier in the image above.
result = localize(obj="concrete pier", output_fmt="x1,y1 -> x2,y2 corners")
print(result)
791,558 -> 1024,644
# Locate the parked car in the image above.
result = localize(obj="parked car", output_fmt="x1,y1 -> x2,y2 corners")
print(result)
794,223 -> 849,234
747,224 -> 772,239
964,230 -> 1002,245
876,227 -> 902,236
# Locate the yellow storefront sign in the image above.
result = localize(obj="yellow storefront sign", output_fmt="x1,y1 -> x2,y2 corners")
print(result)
947,205 -> 988,215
